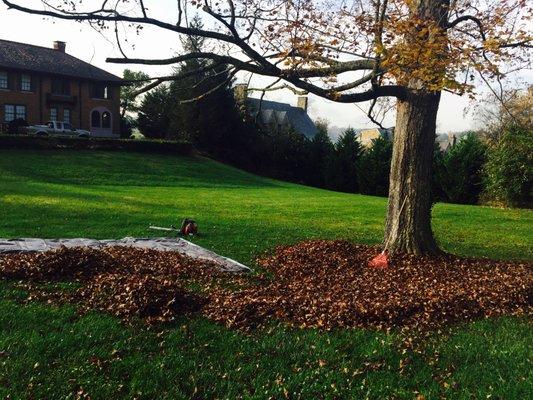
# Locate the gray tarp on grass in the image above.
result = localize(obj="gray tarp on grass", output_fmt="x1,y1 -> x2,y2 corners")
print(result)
0,237 -> 250,273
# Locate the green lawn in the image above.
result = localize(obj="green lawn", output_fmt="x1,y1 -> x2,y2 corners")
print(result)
0,149 -> 531,399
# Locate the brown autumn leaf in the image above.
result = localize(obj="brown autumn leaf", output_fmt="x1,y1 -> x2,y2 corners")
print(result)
0,241 -> 531,332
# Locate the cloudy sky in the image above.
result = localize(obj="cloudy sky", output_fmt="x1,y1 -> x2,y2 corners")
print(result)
1,1 -> 530,136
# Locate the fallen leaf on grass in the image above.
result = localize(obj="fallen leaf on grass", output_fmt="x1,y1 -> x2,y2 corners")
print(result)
1,241 -> 531,332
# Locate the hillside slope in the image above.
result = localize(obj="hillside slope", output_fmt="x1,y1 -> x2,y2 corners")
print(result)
0,149 -> 531,261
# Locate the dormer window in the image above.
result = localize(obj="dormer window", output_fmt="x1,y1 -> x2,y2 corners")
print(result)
21,74 -> 31,91
0,72 -> 7,89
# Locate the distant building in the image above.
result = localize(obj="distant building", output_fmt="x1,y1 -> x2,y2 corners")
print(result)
358,127 -> 394,147
435,132 -> 472,152
356,128 -> 473,152
0,39 -> 122,137
234,83 -> 317,139
436,133 -> 457,152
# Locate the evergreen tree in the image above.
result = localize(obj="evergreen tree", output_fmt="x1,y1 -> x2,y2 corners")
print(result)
328,128 -> 362,192
168,15 -> 241,151
357,137 -> 393,196
439,133 -> 487,204
306,121 -> 334,187
269,128 -> 310,182
483,126 -> 532,207
137,85 -> 172,139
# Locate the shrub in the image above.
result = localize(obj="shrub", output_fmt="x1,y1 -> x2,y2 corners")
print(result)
431,141 -> 447,203
483,126 -> 532,208
8,118 -> 28,135
438,133 -> 487,204
120,115 -> 135,139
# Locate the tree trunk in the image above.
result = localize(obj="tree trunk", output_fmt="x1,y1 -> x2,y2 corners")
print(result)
384,90 -> 441,255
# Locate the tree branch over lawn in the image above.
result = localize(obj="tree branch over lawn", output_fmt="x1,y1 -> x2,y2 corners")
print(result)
3,0 -> 529,101
4,0 -> 530,256
3,0 -> 530,100
1,0 -> 403,102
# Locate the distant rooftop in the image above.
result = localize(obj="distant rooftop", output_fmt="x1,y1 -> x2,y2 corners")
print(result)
0,39 -> 122,83
246,97 -> 317,139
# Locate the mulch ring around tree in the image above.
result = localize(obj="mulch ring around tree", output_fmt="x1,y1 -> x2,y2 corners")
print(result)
0,241 -> 531,331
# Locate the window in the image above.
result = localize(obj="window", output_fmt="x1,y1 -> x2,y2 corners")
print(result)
91,110 -> 101,127
15,105 -> 26,120
3,105 -> 25,122
101,111 -> 111,128
51,79 -> 70,95
63,109 -> 71,123
4,105 -> 15,122
0,72 -> 7,89
50,108 -> 58,121
63,122 -> 73,130
91,84 -> 110,99
21,74 -> 31,91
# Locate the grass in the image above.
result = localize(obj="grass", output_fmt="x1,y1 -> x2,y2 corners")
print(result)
0,150 -> 531,262
0,149 -> 532,399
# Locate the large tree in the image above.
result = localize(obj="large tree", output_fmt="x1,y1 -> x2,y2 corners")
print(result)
121,69 -> 150,118
6,0 -> 530,255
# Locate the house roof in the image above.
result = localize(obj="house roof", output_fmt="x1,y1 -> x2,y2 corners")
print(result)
246,97 -> 317,139
0,39 -> 122,83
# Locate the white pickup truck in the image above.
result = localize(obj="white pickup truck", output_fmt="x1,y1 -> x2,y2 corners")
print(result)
27,121 -> 91,138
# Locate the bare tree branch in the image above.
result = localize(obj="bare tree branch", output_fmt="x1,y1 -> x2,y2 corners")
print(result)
2,0 -> 529,106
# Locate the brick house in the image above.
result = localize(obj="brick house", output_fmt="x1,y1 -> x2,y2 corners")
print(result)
0,39 -> 122,137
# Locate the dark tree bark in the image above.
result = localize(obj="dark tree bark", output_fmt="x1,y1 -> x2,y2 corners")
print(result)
383,0 -> 450,255
384,90 -> 441,255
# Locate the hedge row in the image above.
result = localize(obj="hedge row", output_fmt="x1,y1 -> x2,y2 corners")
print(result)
0,134 -> 193,155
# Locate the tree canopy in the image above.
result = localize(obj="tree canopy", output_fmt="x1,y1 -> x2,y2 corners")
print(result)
121,69 -> 150,118
3,0 -> 530,110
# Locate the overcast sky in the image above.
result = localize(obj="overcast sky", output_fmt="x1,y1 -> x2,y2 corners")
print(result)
1,1 -> 531,136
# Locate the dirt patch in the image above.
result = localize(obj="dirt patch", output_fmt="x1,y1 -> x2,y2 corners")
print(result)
1,241 -> 531,330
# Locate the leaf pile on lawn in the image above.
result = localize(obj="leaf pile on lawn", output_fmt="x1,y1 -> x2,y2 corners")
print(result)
206,241 -> 532,331
0,247 -> 247,324
1,241 -> 531,330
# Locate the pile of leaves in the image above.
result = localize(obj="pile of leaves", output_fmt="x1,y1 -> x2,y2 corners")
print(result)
0,247 -> 235,324
206,241 -> 532,331
1,241 -> 531,330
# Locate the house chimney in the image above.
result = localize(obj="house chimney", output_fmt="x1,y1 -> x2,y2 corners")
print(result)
297,96 -> 308,112
234,83 -> 248,104
53,41 -> 66,53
